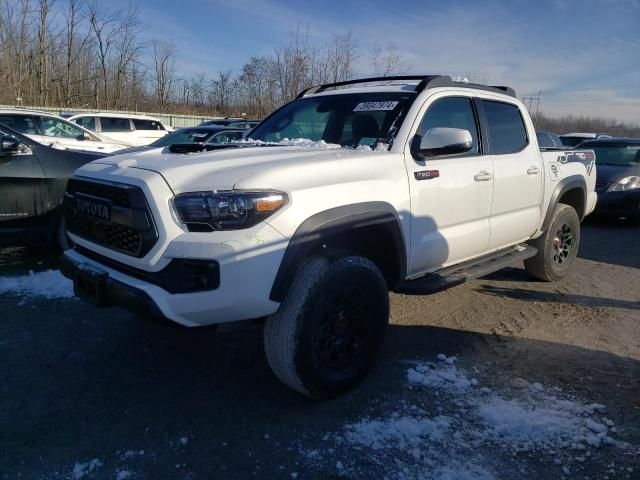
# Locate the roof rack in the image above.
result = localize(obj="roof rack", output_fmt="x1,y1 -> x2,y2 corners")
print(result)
296,75 -> 516,98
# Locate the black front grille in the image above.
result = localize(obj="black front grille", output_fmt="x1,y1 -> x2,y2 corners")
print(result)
67,178 -> 131,207
64,178 -> 158,257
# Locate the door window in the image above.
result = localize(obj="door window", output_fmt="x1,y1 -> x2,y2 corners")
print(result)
100,117 -> 132,132
75,116 -> 96,131
416,97 -> 479,154
0,115 -> 38,135
132,119 -> 164,131
40,116 -> 85,139
482,100 -> 528,154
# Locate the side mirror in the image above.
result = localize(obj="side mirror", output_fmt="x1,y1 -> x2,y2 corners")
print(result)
411,127 -> 473,160
0,135 -> 22,156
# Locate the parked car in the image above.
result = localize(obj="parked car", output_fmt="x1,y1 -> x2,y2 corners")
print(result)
68,113 -> 172,147
115,126 -> 246,155
227,120 -> 260,130
560,132 -> 611,147
536,130 -> 564,148
198,118 -> 244,127
579,138 -> 640,224
61,75 -> 596,399
0,109 -> 129,153
0,123 -> 110,250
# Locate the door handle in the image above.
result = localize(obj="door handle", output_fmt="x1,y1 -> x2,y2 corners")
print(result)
474,170 -> 493,181
527,166 -> 541,175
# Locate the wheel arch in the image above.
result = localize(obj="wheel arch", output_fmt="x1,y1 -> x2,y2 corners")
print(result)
541,175 -> 586,232
269,202 -> 407,302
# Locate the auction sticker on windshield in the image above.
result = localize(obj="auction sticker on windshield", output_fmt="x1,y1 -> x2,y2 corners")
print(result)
354,101 -> 399,111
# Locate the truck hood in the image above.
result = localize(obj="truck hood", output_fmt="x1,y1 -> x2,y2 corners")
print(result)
90,145 -> 377,193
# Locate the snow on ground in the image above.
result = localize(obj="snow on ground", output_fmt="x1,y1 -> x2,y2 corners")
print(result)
0,270 -> 74,301
298,354 -> 629,480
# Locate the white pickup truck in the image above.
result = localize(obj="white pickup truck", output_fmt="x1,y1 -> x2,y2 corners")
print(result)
61,75 -> 597,398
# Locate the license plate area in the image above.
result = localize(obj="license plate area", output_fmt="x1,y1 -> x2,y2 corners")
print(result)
74,264 -> 111,307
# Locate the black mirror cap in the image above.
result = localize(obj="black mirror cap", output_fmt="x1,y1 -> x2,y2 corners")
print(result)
0,135 -> 21,155
410,134 -> 472,160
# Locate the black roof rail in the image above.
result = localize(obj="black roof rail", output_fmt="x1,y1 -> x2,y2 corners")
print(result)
296,75 -> 516,98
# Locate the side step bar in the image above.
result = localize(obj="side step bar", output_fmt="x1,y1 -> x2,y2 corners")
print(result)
396,244 -> 537,295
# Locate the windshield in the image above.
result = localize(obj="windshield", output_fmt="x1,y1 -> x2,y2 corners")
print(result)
591,144 -> 640,166
249,92 -> 416,148
150,129 -> 214,147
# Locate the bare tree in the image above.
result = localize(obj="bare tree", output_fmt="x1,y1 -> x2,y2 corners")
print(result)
151,39 -> 176,110
372,43 -> 406,77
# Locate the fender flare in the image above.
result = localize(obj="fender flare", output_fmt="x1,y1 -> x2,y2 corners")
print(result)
541,175 -> 587,232
269,201 -> 407,302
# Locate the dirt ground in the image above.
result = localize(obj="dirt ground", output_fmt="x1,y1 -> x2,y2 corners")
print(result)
1,219 -> 639,479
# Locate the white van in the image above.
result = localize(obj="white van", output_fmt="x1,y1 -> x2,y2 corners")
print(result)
68,113 -> 171,146
0,109 -> 129,153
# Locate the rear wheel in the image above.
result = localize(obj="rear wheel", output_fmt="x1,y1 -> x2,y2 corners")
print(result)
264,255 -> 389,399
525,204 -> 580,281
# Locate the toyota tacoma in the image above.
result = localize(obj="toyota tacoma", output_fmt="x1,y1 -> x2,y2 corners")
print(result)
61,75 -> 597,398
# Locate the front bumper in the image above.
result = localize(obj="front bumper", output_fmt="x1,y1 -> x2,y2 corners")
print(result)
594,190 -> 640,218
61,221 -> 288,327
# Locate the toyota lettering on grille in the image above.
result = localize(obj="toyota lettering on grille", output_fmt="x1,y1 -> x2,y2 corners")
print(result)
76,197 -> 111,221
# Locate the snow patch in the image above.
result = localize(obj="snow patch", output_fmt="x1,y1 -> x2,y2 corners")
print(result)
0,270 -> 74,300
71,459 -> 103,479
344,415 -> 451,450
297,355 -> 625,479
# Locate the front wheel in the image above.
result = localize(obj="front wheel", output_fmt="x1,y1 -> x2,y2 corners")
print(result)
525,204 -> 580,281
264,255 -> 389,399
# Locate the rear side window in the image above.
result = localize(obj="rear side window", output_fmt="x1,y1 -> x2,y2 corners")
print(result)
75,116 -> 96,131
132,119 -> 164,131
482,100 -> 528,154
100,117 -> 132,132
417,97 -> 480,155
0,115 -> 38,135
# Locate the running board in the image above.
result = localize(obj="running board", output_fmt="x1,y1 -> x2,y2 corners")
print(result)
396,244 -> 537,295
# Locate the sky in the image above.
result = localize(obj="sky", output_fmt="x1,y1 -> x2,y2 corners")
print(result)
113,0 -> 639,122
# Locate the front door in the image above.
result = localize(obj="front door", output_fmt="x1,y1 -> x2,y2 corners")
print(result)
405,94 -> 493,276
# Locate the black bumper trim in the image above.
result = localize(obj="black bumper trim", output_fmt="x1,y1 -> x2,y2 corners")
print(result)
73,245 -> 220,294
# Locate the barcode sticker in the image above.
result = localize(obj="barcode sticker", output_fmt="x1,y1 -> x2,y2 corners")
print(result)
353,101 -> 399,112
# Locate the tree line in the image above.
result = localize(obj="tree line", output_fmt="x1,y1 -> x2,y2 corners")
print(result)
0,0 -> 404,118
1,0 -> 638,134
534,113 -> 640,138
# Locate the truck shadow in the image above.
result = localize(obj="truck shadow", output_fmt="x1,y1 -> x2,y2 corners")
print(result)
3,311 -> 639,476
476,284 -> 639,310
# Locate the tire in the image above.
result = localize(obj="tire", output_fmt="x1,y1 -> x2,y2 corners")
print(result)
264,255 -> 389,399
525,204 -> 580,281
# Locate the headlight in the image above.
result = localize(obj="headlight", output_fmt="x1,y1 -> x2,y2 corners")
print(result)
173,190 -> 287,230
611,176 -> 640,192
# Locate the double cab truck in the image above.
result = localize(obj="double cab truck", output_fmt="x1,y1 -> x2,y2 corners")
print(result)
61,75 -> 597,398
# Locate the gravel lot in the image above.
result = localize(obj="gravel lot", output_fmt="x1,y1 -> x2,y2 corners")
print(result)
1,220 -> 639,480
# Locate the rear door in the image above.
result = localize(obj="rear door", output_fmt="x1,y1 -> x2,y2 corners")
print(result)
98,117 -> 136,144
404,93 -> 493,274
131,118 -> 167,145
480,99 -> 543,248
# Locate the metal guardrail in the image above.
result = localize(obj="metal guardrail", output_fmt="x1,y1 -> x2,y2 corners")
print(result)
0,105 -> 226,128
